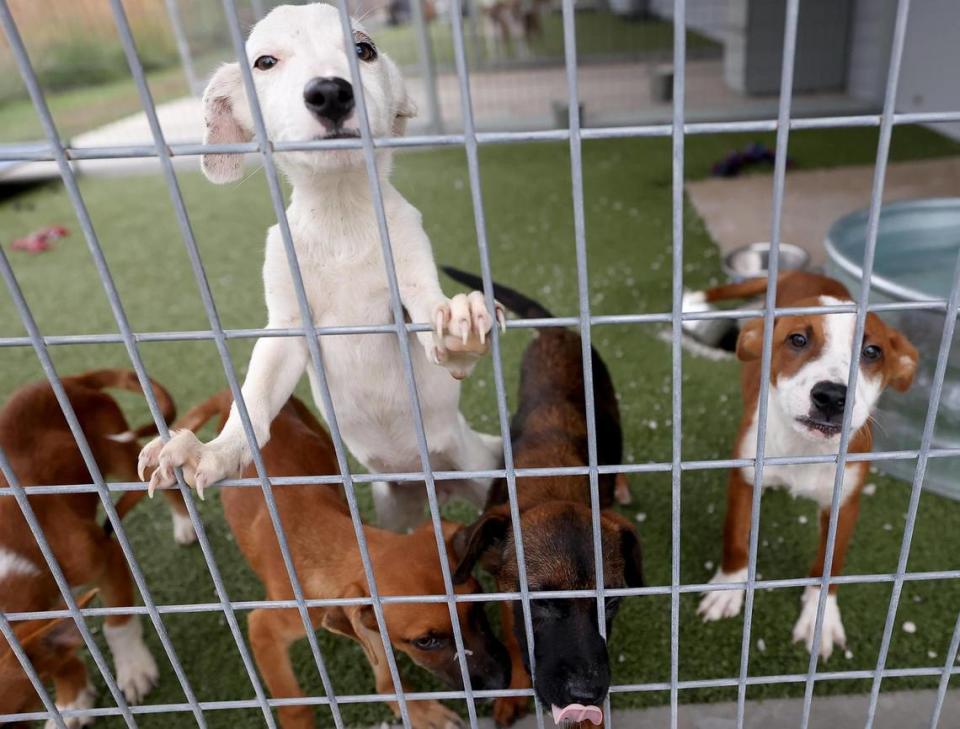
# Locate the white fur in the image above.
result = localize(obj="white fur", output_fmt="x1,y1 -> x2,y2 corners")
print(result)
171,511 -> 198,546
768,296 -> 883,445
792,586 -> 846,660
104,431 -> 135,443
681,290 -> 707,310
737,295 -> 880,508
697,568 -> 747,621
140,3 -> 501,530
46,683 -> 95,729
737,399 -> 864,509
104,618 -> 158,704
0,547 -> 39,579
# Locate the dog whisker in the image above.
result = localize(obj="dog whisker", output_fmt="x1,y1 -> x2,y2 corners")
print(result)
234,163 -> 264,188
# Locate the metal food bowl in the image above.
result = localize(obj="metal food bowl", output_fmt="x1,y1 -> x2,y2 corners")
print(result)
723,241 -> 810,281
682,242 -> 810,350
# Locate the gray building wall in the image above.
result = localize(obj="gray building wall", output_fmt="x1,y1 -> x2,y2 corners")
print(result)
725,0 -> 854,95
846,0 -> 896,104
896,0 -> 960,140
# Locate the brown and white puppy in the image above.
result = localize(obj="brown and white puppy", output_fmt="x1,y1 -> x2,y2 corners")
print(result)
0,370 -> 189,725
161,391 -> 510,729
1,590 -> 98,729
443,268 -> 641,728
693,272 -> 918,659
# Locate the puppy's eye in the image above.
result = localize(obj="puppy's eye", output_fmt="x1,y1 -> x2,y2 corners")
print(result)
254,55 -> 278,71
355,41 -> 377,62
411,635 -> 445,651
862,344 -> 882,361
532,599 -> 565,621
789,333 -> 808,349
604,596 -> 622,614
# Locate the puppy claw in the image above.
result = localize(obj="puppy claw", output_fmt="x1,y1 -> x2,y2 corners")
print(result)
497,307 -> 507,333
147,466 -> 169,499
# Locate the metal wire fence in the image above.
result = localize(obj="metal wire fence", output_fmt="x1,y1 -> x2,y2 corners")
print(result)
0,0 -> 959,728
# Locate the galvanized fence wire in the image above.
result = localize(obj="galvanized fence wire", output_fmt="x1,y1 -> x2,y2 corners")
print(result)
0,0 -> 959,727
799,1 -> 922,727
560,0 -> 613,726
444,0 -> 547,726
0,1 -> 267,725
735,1 -> 800,726
667,2 -> 685,728
114,0 -> 347,725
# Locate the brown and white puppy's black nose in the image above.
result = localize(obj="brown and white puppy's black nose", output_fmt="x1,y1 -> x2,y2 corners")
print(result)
303,77 -> 354,126
810,380 -> 847,421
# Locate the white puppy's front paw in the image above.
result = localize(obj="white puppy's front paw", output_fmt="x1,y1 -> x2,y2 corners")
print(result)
47,683 -> 95,729
428,292 -> 505,380
104,619 -> 158,704
138,430 -> 236,500
792,586 -> 846,661
697,568 -> 748,621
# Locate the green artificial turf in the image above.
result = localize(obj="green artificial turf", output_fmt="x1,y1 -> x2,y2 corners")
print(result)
1,124 -> 959,727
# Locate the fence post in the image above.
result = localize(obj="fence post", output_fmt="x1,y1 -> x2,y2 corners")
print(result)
163,0 -> 200,95
410,0 -> 444,133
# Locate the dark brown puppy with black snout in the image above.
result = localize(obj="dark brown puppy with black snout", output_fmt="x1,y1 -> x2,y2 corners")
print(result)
443,268 -> 642,728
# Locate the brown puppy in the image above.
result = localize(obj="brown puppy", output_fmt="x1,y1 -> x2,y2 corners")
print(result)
1,590 -> 98,728
692,272 -> 918,659
443,268 -> 642,728
162,391 -> 510,729
0,369 -> 187,724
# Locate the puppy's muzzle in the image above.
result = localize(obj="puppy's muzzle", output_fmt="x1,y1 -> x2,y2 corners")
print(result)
810,380 -> 847,421
303,77 -> 355,127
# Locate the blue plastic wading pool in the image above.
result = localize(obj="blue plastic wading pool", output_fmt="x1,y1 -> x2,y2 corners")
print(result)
825,198 -> 960,499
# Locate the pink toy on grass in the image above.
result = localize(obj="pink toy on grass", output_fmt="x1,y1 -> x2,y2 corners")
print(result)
9,225 -> 69,254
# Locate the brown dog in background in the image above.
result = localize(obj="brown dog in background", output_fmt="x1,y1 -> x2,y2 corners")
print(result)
443,268 -> 641,728
0,369 -> 189,724
153,390 -> 510,729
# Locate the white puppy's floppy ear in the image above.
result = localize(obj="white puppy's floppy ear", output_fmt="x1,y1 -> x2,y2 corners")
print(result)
201,63 -> 252,184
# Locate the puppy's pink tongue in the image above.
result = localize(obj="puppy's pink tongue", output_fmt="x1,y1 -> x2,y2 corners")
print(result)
551,704 -> 603,726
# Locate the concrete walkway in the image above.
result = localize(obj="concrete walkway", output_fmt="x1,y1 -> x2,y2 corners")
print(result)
1,58 -> 869,181
454,689 -> 958,729
685,157 -> 960,269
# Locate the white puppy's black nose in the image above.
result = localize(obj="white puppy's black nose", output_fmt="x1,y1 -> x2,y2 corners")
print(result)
810,380 -> 846,418
303,77 -> 354,126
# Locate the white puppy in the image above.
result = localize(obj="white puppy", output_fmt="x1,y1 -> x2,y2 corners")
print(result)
140,3 -> 503,530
